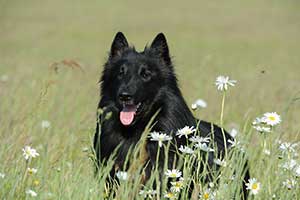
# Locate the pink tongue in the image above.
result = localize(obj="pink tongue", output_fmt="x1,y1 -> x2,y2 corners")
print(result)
120,108 -> 136,126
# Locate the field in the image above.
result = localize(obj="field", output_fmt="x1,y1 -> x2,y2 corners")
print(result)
1,0 -> 300,199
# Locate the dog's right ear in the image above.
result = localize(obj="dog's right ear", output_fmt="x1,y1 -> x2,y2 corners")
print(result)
110,32 -> 129,59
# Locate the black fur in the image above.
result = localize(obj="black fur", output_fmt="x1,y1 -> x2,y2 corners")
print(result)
94,32 -> 249,198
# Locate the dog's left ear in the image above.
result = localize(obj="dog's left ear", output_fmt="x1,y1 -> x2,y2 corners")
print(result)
150,33 -> 171,65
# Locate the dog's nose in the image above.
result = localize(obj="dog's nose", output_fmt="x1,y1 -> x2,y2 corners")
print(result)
119,92 -> 132,101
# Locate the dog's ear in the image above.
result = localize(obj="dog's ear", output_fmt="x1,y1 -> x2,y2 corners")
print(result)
110,32 -> 129,59
150,33 -> 171,65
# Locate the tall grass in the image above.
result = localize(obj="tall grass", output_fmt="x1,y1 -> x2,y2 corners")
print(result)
0,68 -> 299,199
1,0 -> 300,199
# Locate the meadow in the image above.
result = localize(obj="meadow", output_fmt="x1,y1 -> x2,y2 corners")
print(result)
0,0 -> 300,199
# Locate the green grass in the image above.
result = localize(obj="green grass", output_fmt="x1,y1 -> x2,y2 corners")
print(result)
1,0 -> 300,199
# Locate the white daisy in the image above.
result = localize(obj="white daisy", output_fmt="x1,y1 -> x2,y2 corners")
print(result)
116,171 -> 128,181
262,112 -> 281,126
41,120 -> 51,129
194,142 -> 214,152
149,132 -> 172,147
164,191 -> 177,199
253,126 -> 271,133
263,149 -> 271,155
189,136 -> 210,143
22,146 -> 40,160
0,172 -> 5,179
282,178 -> 296,189
227,138 -> 239,148
191,99 -> 207,110
26,189 -> 37,197
27,168 -> 38,175
294,165 -> 300,177
170,177 -> 184,193
252,117 -> 263,125
199,188 -> 216,200
213,158 -> 227,167
165,169 -> 182,178
281,159 -> 297,171
215,75 -> 236,91
229,128 -> 238,138
179,145 -> 194,154
176,126 -> 196,138
208,182 -> 215,188
245,178 -> 261,195
139,189 -> 157,199
279,142 -> 298,154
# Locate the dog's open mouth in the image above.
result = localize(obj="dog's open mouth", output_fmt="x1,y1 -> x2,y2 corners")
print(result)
120,101 -> 141,126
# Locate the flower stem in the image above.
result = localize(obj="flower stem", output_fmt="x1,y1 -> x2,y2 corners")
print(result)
220,91 -> 228,159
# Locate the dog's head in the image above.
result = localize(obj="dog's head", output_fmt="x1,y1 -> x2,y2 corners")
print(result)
101,32 -> 177,126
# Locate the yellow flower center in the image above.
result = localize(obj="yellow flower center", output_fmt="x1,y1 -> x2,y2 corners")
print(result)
175,182 -> 181,187
33,180 -> 40,186
268,116 -> 275,121
252,183 -> 258,190
167,192 -> 174,197
203,193 -> 209,199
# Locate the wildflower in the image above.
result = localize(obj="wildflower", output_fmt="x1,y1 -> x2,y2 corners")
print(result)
252,117 -> 263,125
0,172 -> 5,178
116,171 -> 128,181
281,159 -> 297,171
246,178 -> 261,195
253,126 -> 271,133
22,146 -> 39,160
263,149 -> 271,155
229,128 -> 238,138
27,168 -> 38,175
213,158 -> 227,167
33,180 -> 40,186
171,177 -> 184,193
228,138 -> 238,147
26,189 -> 37,197
139,189 -> 157,199
199,188 -> 216,200
41,120 -> 51,129
262,112 -> 281,126
189,136 -> 210,143
191,99 -> 207,110
179,145 -> 194,154
282,178 -> 296,189
149,132 -> 172,147
215,75 -> 236,91
194,142 -> 214,152
176,126 -> 196,138
279,142 -> 298,154
164,191 -> 177,199
165,169 -> 182,178
191,103 -> 197,110
295,165 -> 300,177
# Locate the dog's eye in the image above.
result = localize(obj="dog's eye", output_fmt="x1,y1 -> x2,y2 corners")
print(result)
140,69 -> 151,81
119,66 -> 126,76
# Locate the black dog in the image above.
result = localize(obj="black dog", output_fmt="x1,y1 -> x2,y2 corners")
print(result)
94,32 -> 249,198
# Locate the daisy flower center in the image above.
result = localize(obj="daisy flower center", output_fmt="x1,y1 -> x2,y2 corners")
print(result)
252,183 -> 258,190
203,193 -> 209,199
268,116 -> 276,121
